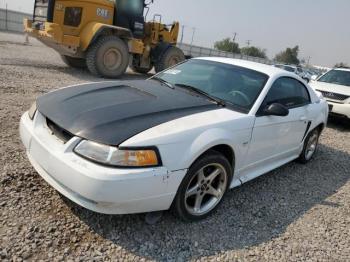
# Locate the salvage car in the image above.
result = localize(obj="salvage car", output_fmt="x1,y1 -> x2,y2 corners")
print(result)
310,68 -> 350,119
20,58 -> 328,221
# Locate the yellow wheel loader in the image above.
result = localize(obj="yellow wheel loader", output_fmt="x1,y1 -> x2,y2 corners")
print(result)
24,0 -> 185,78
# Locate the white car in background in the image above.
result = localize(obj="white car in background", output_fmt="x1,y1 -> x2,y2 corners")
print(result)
274,64 -> 311,82
20,58 -> 328,221
310,68 -> 350,119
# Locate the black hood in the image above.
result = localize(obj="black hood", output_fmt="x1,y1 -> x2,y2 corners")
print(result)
37,80 -> 219,145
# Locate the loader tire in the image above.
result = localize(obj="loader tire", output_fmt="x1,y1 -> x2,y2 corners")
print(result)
154,46 -> 185,73
61,55 -> 86,68
86,35 -> 129,78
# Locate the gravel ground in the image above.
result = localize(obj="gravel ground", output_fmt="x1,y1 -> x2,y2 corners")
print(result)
0,31 -> 350,261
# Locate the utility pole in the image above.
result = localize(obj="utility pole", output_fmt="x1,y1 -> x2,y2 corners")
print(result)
232,32 -> 237,54
233,32 -> 237,42
190,27 -> 196,46
246,40 -> 252,47
189,27 -> 196,54
180,25 -> 185,44
5,2 -> 8,31
307,56 -> 311,67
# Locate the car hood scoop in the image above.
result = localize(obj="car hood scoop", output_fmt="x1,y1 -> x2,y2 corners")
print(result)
37,80 -> 218,145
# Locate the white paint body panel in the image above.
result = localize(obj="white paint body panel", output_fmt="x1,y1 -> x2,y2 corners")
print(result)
20,58 -> 329,214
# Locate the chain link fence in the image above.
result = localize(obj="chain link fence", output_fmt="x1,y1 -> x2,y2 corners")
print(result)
177,43 -> 273,65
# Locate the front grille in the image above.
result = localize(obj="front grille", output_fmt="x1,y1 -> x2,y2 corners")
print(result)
317,90 -> 349,102
46,118 -> 74,143
33,0 -> 55,29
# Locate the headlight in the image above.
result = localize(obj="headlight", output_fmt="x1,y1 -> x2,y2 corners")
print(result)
64,7 -> 83,27
28,102 -> 37,120
74,140 -> 161,167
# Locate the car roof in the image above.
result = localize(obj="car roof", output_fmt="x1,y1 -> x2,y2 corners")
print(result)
333,67 -> 350,72
194,57 -> 289,77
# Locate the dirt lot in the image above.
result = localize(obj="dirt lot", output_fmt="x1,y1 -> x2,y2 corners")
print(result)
0,31 -> 350,261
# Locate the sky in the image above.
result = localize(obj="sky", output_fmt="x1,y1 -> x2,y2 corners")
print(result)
2,0 -> 349,67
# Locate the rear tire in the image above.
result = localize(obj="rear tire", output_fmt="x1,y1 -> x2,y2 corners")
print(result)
172,150 -> 232,222
61,55 -> 86,68
86,35 -> 129,78
154,46 -> 185,73
297,128 -> 320,164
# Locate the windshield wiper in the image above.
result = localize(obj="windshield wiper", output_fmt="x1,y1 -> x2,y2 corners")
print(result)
175,83 -> 226,106
151,76 -> 174,89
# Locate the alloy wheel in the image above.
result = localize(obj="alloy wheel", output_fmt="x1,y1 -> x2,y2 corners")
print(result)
305,132 -> 319,160
184,163 -> 227,216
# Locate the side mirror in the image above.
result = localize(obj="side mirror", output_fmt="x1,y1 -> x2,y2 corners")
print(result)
311,75 -> 318,81
263,103 -> 289,117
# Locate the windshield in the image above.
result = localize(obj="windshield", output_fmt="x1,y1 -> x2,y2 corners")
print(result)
154,59 -> 269,112
318,70 -> 350,87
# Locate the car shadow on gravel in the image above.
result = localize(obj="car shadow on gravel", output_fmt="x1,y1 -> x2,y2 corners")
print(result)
327,116 -> 350,132
64,143 -> 350,260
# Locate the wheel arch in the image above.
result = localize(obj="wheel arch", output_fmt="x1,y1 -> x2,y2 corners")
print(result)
315,122 -> 325,132
198,144 -> 235,169
183,128 -> 237,172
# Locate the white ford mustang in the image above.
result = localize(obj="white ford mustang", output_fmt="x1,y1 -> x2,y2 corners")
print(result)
20,58 -> 328,221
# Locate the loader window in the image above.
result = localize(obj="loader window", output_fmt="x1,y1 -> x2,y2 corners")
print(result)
117,0 -> 144,16
115,0 -> 145,38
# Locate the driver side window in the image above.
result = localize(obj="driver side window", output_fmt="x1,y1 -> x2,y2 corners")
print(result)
263,77 -> 310,109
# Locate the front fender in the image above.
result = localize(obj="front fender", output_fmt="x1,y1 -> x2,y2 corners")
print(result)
80,22 -> 133,51
184,128 -> 235,168
120,109 -> 254,172
154,126 -> 252,172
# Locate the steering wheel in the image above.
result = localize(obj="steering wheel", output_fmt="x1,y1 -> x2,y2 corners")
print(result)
228,91 -> 251,105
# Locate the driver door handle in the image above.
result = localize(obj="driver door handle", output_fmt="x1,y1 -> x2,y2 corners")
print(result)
300,116 -> 307,121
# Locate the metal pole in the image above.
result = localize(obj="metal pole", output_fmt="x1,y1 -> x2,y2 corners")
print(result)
190,27 -> 196,46
232,32 -> 237,54
5,3 -> 8,30
307,56 -> 311,67
233,32 -> 237,42
189,27 -> 196,54
180,25 -> 184,44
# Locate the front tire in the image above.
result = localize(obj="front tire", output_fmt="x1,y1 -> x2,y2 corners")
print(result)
298,128 -> 320,164
154,46 -> 185,73
61,55 -> 86,68
86,35 -> 129,78
172,151 -> 232,221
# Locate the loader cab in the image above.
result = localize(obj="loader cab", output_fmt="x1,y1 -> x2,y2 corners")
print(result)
114,0 -> 145,38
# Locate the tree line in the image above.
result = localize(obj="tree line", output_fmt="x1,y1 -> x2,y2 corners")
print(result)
214,38 -> 267,59
214,37 -> 298,63
214,37 -> 348,68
